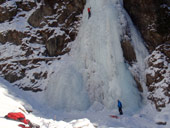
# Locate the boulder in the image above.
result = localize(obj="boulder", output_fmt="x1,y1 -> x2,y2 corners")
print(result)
0,6 -> 17,23
4,72 -> 23,83
46,37 -> 57,56
28,5 -> 53,28
0,30 -> 26,45
46,35 -> 69,56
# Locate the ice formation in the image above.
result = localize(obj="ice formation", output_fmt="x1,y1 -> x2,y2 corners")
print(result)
44,0 -> 148,112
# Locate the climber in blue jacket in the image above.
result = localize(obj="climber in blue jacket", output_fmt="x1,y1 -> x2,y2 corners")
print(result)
117,100 -> 123,115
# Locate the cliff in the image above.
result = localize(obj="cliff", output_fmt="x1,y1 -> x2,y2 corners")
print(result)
124,0 -> 170,111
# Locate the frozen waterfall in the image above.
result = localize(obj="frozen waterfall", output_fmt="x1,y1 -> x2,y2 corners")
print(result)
44,0 -> 148,112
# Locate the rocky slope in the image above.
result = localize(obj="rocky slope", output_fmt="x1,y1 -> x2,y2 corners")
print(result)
0,0 -> 85,91
124,0 -> 170,52
146,44 -> 170,111
0,0 -> 85,56
124,0 -> 170,111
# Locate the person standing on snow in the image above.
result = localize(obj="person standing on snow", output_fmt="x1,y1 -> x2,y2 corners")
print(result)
87,7 -> 91,19
117,100 -> 123,115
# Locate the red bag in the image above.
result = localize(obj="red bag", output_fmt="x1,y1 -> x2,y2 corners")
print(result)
5,112 -> 29,124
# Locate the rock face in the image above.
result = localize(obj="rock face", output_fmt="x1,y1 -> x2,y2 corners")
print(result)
146,44 -> 170,111
0,0 -> 86,90
0,0 -> 86,56
123,0 -> 170,111
121,39 -> 137,65
124,0 -> 170,52
27,0 -> 86,56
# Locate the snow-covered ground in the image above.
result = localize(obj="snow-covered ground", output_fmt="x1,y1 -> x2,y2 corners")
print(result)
1,77 -> 170,128
0,0 -> 170,128
0,78 -> 96,128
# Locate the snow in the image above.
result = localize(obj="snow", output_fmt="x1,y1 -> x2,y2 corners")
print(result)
0,42 -> 23,59
0,0 -> 170,128
0,0 -> 17,8
0,78 -> 95,128
1,77 -> 170,128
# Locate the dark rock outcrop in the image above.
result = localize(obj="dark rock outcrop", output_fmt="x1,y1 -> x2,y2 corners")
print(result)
28,5 -> 53,28
121,39 -> 137,65
0,30 -> 27,45
124,0 -> 170,52
156,121 -> 167,125
0,5 -> 17,23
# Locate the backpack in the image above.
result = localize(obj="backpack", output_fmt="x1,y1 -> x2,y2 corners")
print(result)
5,112 -> 29,124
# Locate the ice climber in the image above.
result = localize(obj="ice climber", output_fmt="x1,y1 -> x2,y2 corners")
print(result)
87,7 -> 91,19
117,100 -> 123,115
